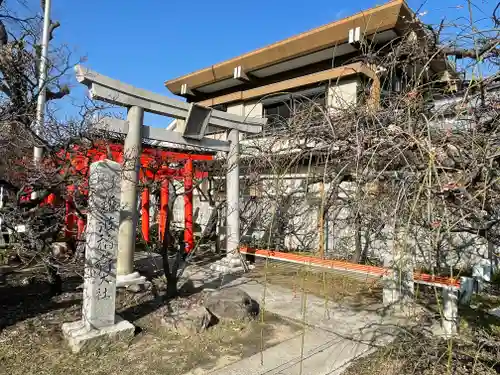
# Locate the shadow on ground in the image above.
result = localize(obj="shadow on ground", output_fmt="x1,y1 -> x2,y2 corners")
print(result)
0,273 -> 82,330
119,270 -> 244,323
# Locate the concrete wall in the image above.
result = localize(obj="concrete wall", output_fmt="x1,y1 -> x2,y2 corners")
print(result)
239,176 -> 320,251
152,166 -> 491,271
237,176 -> 491,270
244,100 -> 263,120
327,78 -> 360,112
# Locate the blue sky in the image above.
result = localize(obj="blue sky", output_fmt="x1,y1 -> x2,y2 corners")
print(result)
24,0 -> 497,126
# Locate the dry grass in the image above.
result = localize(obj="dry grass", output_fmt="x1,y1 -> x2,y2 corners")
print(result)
342,292 -> 500,375
247,259 -> 500,375
343,349 -> 406,375
342,328 -> 500,375
247,259 -> 382,307
0,271 -> 301,375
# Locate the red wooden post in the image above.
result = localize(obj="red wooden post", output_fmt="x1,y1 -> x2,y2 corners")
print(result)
159,179 -> 169,241
46,193 -> 56,205
141,187 -> 150,242
65,185 -> 76,239
76,184 -> 86,239
184,159 -> 194,253
77,216 -> 86,239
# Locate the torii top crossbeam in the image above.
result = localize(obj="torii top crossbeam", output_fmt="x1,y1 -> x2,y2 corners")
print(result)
75,65 -> 265,136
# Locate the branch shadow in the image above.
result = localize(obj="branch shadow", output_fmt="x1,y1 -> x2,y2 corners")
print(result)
118,271 -> 245,323
459,305 -> 500,334
0,274 -> 82,330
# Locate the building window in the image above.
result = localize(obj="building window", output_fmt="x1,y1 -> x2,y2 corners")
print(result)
212,104 -> 227,112
380,68 -> 411,103
263,100 -> 292,130
261,86 -> 326,135
293,91 -> 326,112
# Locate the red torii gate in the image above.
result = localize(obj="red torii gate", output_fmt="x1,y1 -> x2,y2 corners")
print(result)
52,141 -> 212,253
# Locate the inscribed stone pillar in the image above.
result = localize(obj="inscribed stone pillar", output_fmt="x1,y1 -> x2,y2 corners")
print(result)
83,160 -> 121,328
62,160 -> 135,352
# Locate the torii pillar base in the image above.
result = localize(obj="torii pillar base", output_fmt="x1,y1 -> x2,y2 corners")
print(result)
209,251 -> 253,274
116,272 -> 147,289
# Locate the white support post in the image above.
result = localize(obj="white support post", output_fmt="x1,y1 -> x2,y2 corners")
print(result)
382,269 -> 400,308
442,286 -> 458,337
117,106 -> 146,287
382,247 -> 414,313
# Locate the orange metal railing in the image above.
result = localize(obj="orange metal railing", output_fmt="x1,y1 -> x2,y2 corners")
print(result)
239,246 -> 460,288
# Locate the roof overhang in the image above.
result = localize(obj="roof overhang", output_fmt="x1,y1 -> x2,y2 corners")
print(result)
165,0 -> 413,97
197,62 -> 379,107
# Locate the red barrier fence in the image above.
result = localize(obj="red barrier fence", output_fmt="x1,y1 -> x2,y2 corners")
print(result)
239,246 -> 460,288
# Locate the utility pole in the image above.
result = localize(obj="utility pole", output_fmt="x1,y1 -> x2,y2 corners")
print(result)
33,0 -> 52,164
32,0 -> 51,199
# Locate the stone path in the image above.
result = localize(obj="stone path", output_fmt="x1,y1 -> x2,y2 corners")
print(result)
179,265 -> 404,375
201,328 -> 374,375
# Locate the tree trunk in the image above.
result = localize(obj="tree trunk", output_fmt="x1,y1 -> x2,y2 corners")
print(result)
351,214 -> 363,263
45,259 -> 62,296
163,249 -> 179,299
488,239 -> 496,280
159,181 -> 182,299
359,228 -> 371,264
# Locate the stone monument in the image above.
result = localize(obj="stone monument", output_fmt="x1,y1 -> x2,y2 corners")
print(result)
62,160 -> 135,353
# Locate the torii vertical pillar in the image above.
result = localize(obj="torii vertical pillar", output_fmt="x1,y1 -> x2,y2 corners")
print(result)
226,129 -> 240,257
210,128 -> 248,273
65,185 -> 76,239
141,187 -> 150,243
184,159 -> 194,253
159,179 -> 169,241
117,105 -> 146,287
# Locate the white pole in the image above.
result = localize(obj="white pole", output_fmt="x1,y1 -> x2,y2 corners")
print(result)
31,0 -> 51,200
33,0 -> 52,164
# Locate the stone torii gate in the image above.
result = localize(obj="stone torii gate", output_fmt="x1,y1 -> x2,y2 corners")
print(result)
75,65 -> 266,286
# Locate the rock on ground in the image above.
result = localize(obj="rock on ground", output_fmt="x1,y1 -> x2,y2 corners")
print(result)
161,305 -> 217,336
161,287 -> 260,336
203,287 -> 259,321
